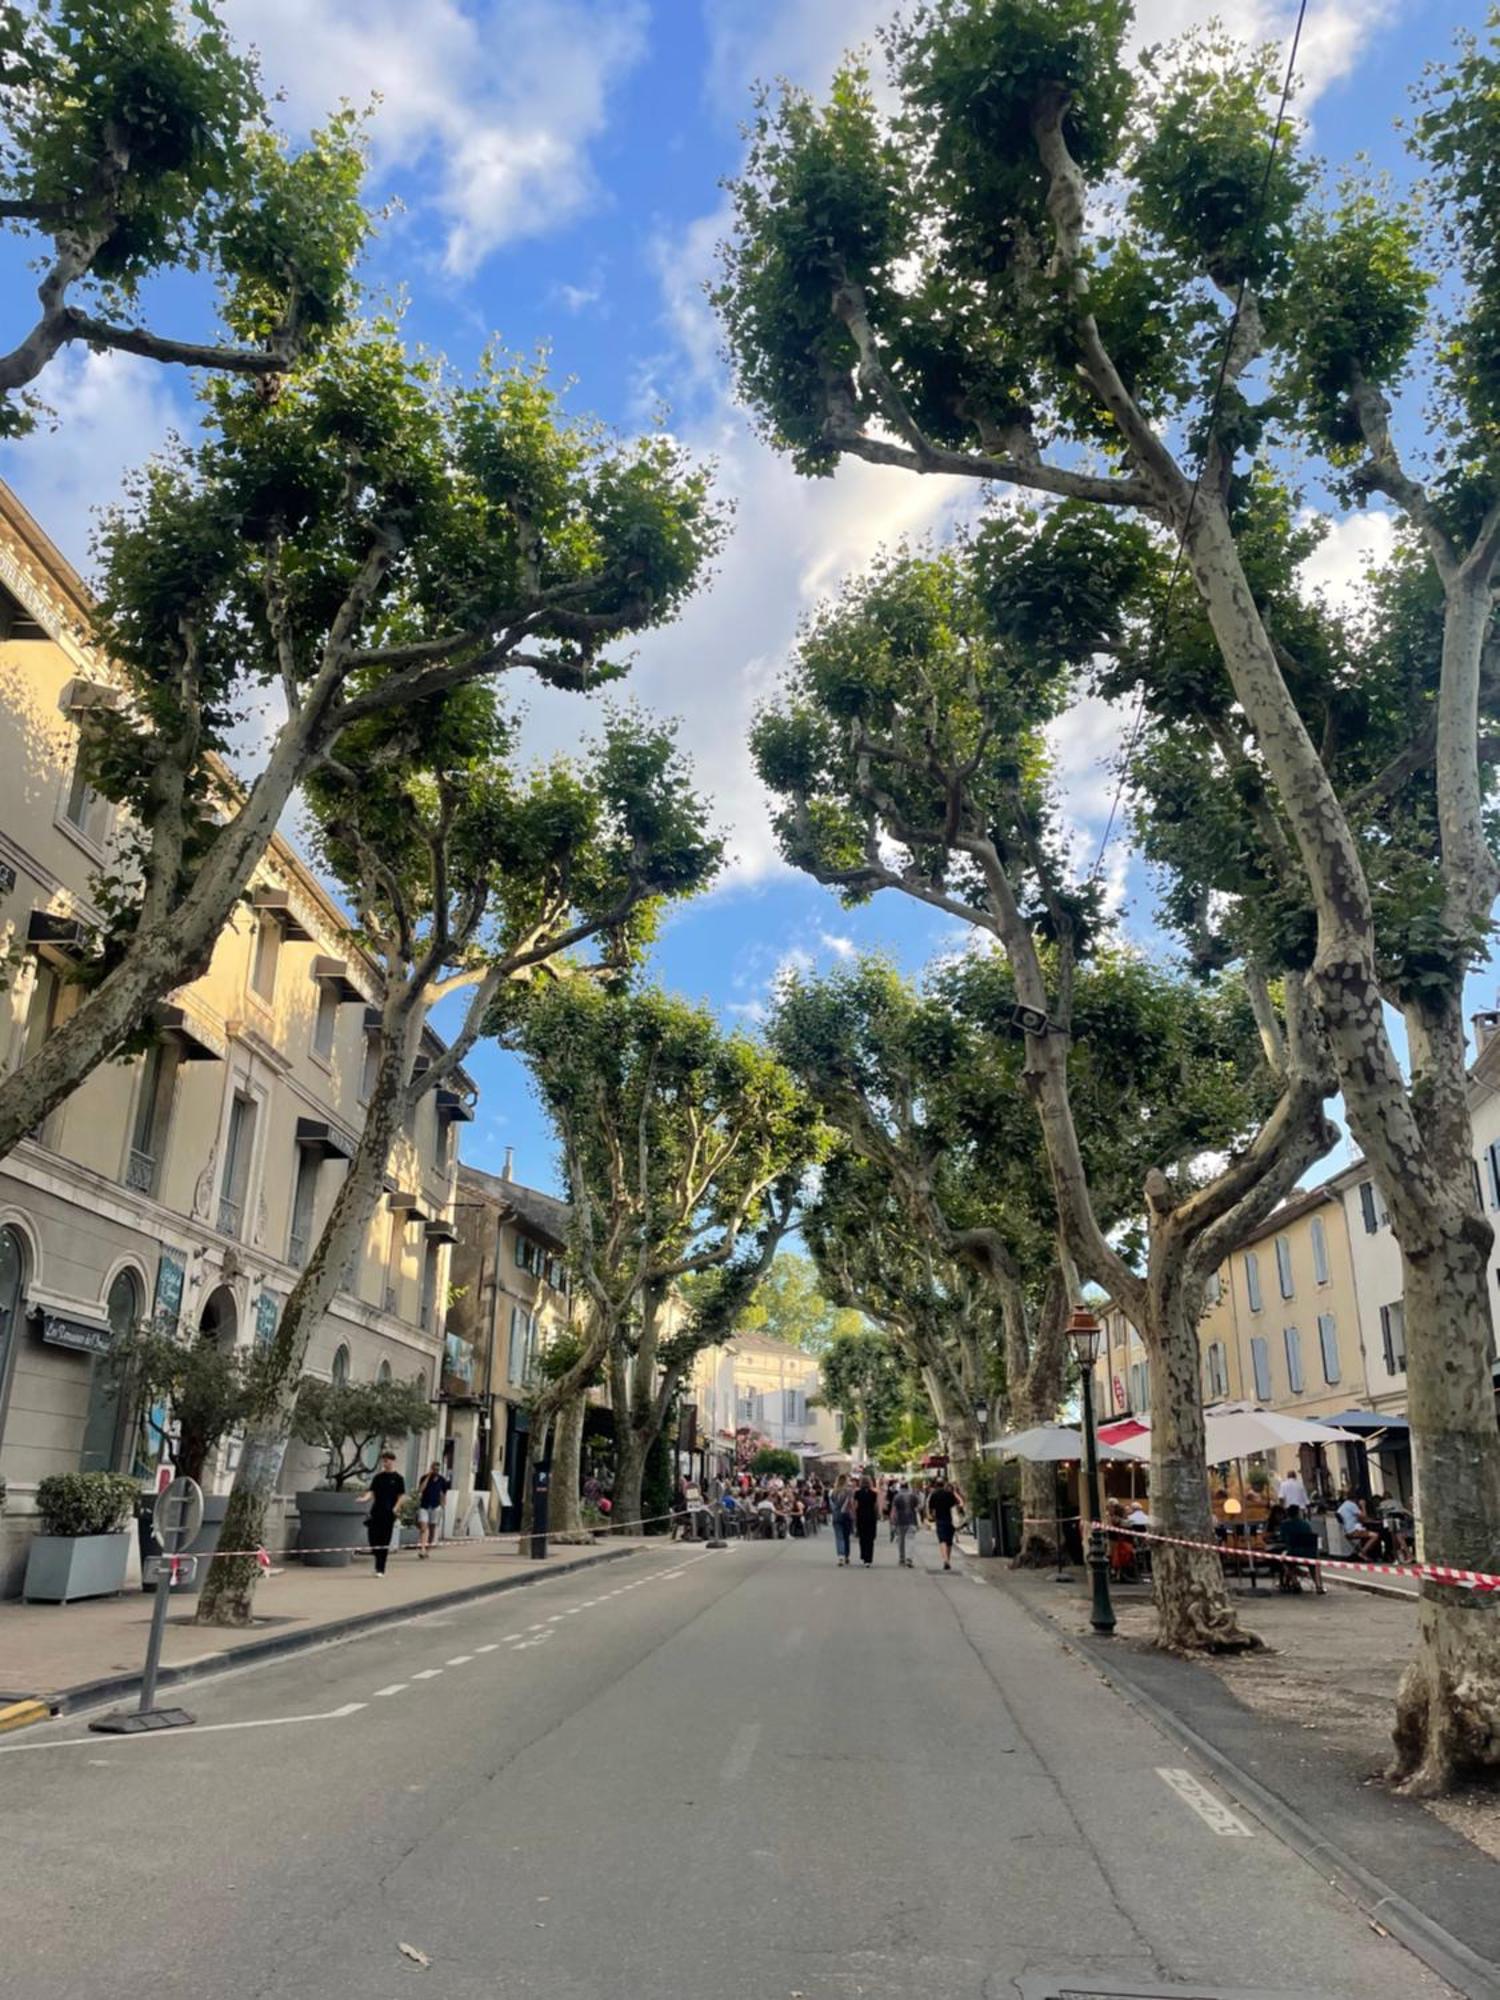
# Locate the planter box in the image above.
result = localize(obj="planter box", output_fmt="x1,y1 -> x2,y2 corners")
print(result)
295,1490 -> 370,1567
24,1530 -> 132,1603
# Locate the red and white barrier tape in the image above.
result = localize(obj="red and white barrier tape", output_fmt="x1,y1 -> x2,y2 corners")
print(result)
1092,1522 -> 1500,1593
169,1503 -> 727,1568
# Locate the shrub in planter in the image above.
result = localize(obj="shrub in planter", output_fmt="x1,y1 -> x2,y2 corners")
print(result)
101,1322 -> 271,1485
292,1374 -> 434,1567
749,1447 -> 800,1481
25,1472 -> 141,1603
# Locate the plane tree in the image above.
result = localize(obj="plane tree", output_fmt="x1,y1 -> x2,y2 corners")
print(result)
718,0 -> 1500,1783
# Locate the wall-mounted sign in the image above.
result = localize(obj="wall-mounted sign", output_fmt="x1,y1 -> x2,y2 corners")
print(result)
33,1308 -> 111,1354
153,1249 -> 186,1328
254,1291 -> 279,1347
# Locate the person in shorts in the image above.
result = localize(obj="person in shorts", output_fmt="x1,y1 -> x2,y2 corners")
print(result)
926,1476 -> 961,1570
364,1451 -> 405,1576
416,1461 -> 450,1558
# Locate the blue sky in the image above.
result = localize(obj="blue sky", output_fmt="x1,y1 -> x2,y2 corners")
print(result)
0,0 -> 1491,1195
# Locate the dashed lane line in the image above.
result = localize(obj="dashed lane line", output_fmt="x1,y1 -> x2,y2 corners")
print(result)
411,1669 -> 443,1682
372,1683 -> 408,1698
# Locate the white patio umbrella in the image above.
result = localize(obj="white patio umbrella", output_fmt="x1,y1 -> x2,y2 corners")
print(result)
1109,1408 -> 1358,1464
985,1424 -> 1136,1462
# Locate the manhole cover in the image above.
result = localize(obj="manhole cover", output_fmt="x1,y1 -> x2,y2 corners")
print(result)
1017,1984 -> 1323,2000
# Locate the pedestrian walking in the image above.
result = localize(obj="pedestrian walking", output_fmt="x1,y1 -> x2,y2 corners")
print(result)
926,1474 -> 961,1572
890,1479 -> 919,1566
416,1460 -> 450,1558
364,1450 -> 406,1576
853,1472 -> 880,1567
830,1473 -> 853,1564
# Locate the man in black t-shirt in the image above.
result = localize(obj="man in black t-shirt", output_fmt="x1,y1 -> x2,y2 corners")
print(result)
926,1479 -> 961,1571
365,1451 -> 406,1576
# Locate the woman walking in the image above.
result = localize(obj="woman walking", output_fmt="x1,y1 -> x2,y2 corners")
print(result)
853,1472 -> 880,1568
416,1461 -> 450,1558
830,1473 -> 853,1565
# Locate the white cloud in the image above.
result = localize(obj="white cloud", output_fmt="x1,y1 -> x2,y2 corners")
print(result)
820,932 -> 856,959
1297,505 -> 1398,612
235,0 -> 648,275
0,348 -> 189,576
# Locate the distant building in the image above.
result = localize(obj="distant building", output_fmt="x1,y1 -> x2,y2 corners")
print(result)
0,479 -> 466,1592
683,1332 -> 842,1474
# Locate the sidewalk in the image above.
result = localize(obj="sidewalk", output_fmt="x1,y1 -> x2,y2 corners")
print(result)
0,1536 -> 640,1719
970,1554 -> 1500,1996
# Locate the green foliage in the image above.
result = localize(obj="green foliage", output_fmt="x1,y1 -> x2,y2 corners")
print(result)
292,1374 -> 433,1491
814,1322 -> 906,1446
35,1471 -> 139,1537
100,1319 -> 273,1485
733,1250 -> 866,1353
750,1447 -> 800,1479
0,0 -> 369,431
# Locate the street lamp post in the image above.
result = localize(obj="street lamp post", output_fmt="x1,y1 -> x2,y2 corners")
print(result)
1067,1304 -> 1116,1637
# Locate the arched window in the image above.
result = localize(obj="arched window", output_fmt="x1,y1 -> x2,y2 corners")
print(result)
81,1268 -> 140,1472
377,1359 -> 392,1385
332,1343 -> 351,1387
0,1224 -> 27,1437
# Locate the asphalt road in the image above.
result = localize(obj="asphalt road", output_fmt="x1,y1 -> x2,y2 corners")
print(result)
0,1529 -> 1461,2000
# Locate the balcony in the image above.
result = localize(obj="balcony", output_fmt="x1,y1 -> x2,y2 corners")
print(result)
383,1285 -> 398,1316
125,1148 -> 156,1196
217,1193 -> 243,1240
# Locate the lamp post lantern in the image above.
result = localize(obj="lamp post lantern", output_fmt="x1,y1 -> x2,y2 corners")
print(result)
1066,1305 -> 1116,1636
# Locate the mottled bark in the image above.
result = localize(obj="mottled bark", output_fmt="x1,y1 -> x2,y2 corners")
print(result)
196,999 -> 424,1625
549,1395 -> 587,1541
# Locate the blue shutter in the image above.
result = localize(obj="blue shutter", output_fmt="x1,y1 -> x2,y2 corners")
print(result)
1250,1337 -> 1271,1401
1318,1314 -> 1340,1385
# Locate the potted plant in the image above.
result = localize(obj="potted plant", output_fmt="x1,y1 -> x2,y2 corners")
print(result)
23,1472 -> 140,1602
966,1461 -> 1000,1558
749,1447 -> 801,1480
102,1322 -> 270,1593
292,1374 -> 433,1566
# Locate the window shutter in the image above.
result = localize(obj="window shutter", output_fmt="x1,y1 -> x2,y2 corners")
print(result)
1250,1337 -> 1271,1401
1275,1237 -> 1294,1299
1244,1251 -> 1262,1312
1318,1314 -> 1340,1385
1380,1305 -> 1395,1374
1283,1326 -> 1303,1393
1360,1182 -> 1378,1234
1310,1217 -> 1329,1285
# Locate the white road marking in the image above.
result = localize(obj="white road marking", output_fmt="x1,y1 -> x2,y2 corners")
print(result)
445,1655 -> 474,1666
411,1669 -> 443,1682
372,1683 -> 408,1698
720,1721 -> 761,1785
475,1643 -> 500,1654
0,1702 -> 367,1754
548,1614 -> 565,1622
1156,1767 -> 1253,1836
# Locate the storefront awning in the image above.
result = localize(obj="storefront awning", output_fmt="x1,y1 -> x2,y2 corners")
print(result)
296,1116 -> 355,1161
27,909 -> 89,963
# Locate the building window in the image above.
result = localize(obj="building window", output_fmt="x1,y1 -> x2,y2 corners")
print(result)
125,1039 -> 176,1198
1283,1326 -> 1304,1394
250,916 -> 281,1003
1359,1181 -> 1382,1234
218,1091 -> 257,1239
332,1343 -> 351,1387
21,956 -> 63,1065
1380,1301 -> 1407,1374
1310,1215 -> 1329,1285
1205,1341 -> 1229,1399
0,1224 -> 23,1437
62,749 -> 109,846
1274,1236 -> 1295,1300
434,1114 -> 451,1176
1243,1250 -> 1263,1313
1250,1336 -> 1271,1401
81,1269 -> 140,1473
1318,1313 -> 1340,1385
1205,1270 -> 1221,1306
1127,1359 -> 1150,1413
377,1359 -> 392,1385
312,980 -> 339,1060
420,1241 -> 441,1332
288,1145 -> 321,1266
507,1304 -> 532,1384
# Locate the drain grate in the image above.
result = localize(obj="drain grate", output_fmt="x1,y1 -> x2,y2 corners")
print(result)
1016,1983 -> 1325,2000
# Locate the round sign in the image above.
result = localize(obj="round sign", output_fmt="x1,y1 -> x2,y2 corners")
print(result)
152,1475 -> 204,1555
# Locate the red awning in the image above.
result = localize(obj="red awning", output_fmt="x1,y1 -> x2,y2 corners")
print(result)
1098,1418 -> 1149,1446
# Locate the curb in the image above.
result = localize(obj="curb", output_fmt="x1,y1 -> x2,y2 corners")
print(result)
0,1698 -> 50,1733
984,1566 -> 1500,2000
39,1545 -> 638,1724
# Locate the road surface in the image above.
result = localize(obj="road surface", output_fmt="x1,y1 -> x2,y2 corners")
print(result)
0,1530 -> 1457,1999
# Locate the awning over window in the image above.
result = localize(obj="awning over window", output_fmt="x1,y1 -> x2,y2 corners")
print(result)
388,1189 -> 429,1225
310,955 -> 363,1001
435,1089 -> 474,1123
363,1006 -> 383,1032
295,1116 -> 355,1161
27,909 -> 89,963
58,676 -> 121,713
251,886 -> 313,942
156,1003 -> 226,1062
424,1219 -> 458,1244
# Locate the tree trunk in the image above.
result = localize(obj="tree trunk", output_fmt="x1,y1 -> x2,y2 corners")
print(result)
1145,1284 -> 1256,1652
1017,1456 -> 1061,1566
0,696 -> 321,1164
853,1413 -> 869,1465
197,998 -> 423,1625
550,1394 -> 587,1541
1390,1221 -> 1500,1792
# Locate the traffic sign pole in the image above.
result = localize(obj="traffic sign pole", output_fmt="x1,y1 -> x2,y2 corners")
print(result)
90,1476 -> 204,1736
